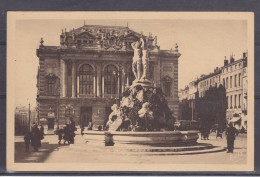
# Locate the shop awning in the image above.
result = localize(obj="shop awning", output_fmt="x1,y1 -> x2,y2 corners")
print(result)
230,117 -> 241,123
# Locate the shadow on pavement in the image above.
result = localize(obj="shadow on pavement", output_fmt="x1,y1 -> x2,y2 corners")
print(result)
15,142 -> 67,163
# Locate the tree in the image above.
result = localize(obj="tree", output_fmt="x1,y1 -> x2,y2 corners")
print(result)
180,99 -> 192,120
197,84 -> 227,131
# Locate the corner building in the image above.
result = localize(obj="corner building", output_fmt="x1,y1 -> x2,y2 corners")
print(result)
36,25 -> 181,131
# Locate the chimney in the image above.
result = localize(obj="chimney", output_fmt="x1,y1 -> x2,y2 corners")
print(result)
230,54 -> 235,63
224,56 -> 228,66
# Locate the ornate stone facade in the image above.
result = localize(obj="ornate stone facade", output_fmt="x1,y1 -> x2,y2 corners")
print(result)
36,24 -> 181,131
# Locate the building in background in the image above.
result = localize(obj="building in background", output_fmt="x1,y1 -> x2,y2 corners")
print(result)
179,52 -> 248,130
197,68 -> 222,98
36,24 -> 181,132
178,81 -> 198,121
222,53 -> 248,129
15,106 -> 38,135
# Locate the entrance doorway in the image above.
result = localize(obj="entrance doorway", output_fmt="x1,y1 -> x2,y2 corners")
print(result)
48,118 -> 54,129
80,107 -> 92,127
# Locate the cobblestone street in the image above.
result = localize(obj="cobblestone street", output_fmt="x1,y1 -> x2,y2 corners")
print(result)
15,132 -> 247,164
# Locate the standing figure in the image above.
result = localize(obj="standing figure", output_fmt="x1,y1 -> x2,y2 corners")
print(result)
24,132 -> 31,152
63,124 -> 70,144
226,123 -> 238,153
31,125 -> 43,152
56,127 -> 63,144
70,118 -> 76,131
140,48 -> 150,81
69,118 -> 76,144
40,125 -> 44,136
81,126 -> 85,136
216,127 -> 223,139
131,40 -> 142,81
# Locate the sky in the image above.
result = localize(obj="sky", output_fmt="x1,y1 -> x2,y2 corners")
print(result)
13,19 -> 247,108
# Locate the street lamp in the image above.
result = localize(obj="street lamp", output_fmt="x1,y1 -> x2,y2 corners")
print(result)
65,104 -> 74,120
35,105 -> 39,124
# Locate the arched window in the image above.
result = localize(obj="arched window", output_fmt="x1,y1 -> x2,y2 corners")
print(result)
164,82 -> 171,97
104,65 -> 118,94
162,76 -> 172,97
47,78 -> 56,95
79,64 -> 94,94
46,74 -> 57,96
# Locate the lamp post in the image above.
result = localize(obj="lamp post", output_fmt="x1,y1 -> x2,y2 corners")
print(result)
65,104 -> 74,121
28,102 -> 31,132
35,105 -> 39,124
56,82 -> 60,128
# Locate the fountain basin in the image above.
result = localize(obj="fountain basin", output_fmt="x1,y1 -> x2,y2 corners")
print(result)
85,130 -> 199,146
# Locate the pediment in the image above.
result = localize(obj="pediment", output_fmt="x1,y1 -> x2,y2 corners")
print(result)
76,31 -> 95,39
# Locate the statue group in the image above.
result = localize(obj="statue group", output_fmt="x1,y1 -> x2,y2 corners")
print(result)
105,37 -> 175,132
131,37 -> 151,85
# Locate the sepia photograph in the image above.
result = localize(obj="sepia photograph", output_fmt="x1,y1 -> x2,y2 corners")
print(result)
6,12 -> 254,171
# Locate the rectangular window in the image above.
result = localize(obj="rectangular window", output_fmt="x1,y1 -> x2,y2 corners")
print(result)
227,96 -> 229,108
89,40 -> 93,46
226,77 -> 229,89
239,73 -> 241,86
239,94 -> 241,108
230,95 -> 233,108
234,75 -> 237,87
164,82 -> 171,97
230,76 -> 232,88
234,95 -> 237,108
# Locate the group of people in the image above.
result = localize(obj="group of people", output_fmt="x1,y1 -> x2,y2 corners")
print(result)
200,127 -> 211,140
24,124 -> 44,152
56,118 -> 77,144
200,123 -> 239,153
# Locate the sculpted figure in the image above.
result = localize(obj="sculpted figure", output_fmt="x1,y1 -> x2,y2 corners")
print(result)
140,38 -> 150,81
106,104 -> 119,128
131,41 -> 142,81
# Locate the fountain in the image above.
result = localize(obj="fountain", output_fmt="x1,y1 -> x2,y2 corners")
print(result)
83,37 -> 226,155
101,37 -> 199,147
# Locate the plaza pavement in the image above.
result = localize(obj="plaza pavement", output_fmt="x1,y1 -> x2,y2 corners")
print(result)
14,132 -> 247,164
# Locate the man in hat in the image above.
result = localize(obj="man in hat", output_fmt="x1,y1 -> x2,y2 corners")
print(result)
226,123 -> 238,153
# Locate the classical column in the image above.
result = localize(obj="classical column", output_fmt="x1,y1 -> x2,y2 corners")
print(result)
77,75 -> 79,97
97,71 -> 100,97
126,75 -> 129,87
102,75 -> 105,97
118,75 -> 120,97
121,67 -> 126,93
61,59 -> 66,97
93,75 -> 96,96
71,62 -> 76,97
121,75 -> 125,93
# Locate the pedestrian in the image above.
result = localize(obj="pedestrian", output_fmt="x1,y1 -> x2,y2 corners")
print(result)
63,124 -> 70,144
40,125 -> 44,135
81,126 -> 85,136
70,118 -> 76,131
205,128 -> 210,140
24,131 -> 31,152
69,125 -> 75,144
31,125 -> 43,152
226,123 -> 238,153
216,127 -> 223,139
56,127 -> 63,144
